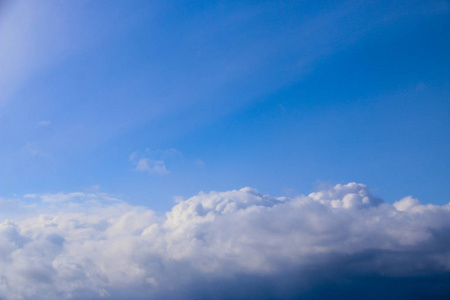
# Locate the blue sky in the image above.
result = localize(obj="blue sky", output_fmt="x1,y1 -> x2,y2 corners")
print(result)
1,0 -> 449,211
1,1 -> 450,299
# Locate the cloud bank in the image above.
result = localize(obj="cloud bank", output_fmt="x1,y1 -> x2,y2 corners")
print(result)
1,183 -> 449,299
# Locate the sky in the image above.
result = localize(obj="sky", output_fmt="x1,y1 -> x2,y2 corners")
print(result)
0,0 -> 450,299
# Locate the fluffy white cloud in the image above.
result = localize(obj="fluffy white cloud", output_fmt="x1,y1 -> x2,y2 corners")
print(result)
1,183 -> 449,299
135,158 -> 169,175
129,149 -> 181,175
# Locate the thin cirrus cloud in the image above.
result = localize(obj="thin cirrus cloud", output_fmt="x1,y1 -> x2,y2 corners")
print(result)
1,183 -> 449,299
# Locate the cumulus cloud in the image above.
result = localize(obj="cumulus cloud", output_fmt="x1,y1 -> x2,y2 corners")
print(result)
134,158 -> 169,175
129,149 -> 181,175
1,183 -> 449,299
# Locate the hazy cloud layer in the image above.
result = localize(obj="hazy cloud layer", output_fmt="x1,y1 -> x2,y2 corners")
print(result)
1,183 -> 449,299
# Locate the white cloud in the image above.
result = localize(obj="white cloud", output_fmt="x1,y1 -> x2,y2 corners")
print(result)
1,183 -> 449,299
130,149 -> 180,176
393,196 -> 420,211
39,192 -> 86,203
134,158 -> 169,175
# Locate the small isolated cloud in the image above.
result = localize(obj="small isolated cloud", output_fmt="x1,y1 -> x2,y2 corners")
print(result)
1,183 -> 450,299
39,192 -> 85,203
194,159 -> 205,167
130,149 -> 180,176
135,158 -> 169,175
37,120 -> 51,126
24,143 -> 55,162
151,148 -> 181,158
25,142 -> 44,156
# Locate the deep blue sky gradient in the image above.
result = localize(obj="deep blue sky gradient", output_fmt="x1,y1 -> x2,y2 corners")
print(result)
1,0 -> 449,211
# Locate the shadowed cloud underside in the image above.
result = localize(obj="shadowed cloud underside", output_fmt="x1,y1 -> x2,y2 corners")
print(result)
1,183 -> 449,299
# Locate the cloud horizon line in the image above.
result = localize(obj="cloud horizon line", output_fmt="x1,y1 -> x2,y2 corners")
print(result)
1,182 -> 449,299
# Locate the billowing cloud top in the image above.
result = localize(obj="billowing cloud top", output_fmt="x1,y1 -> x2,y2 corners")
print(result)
1,183 -> 450,299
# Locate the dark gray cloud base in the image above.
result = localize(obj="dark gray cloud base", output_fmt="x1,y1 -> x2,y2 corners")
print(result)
1,183 -> 449,299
